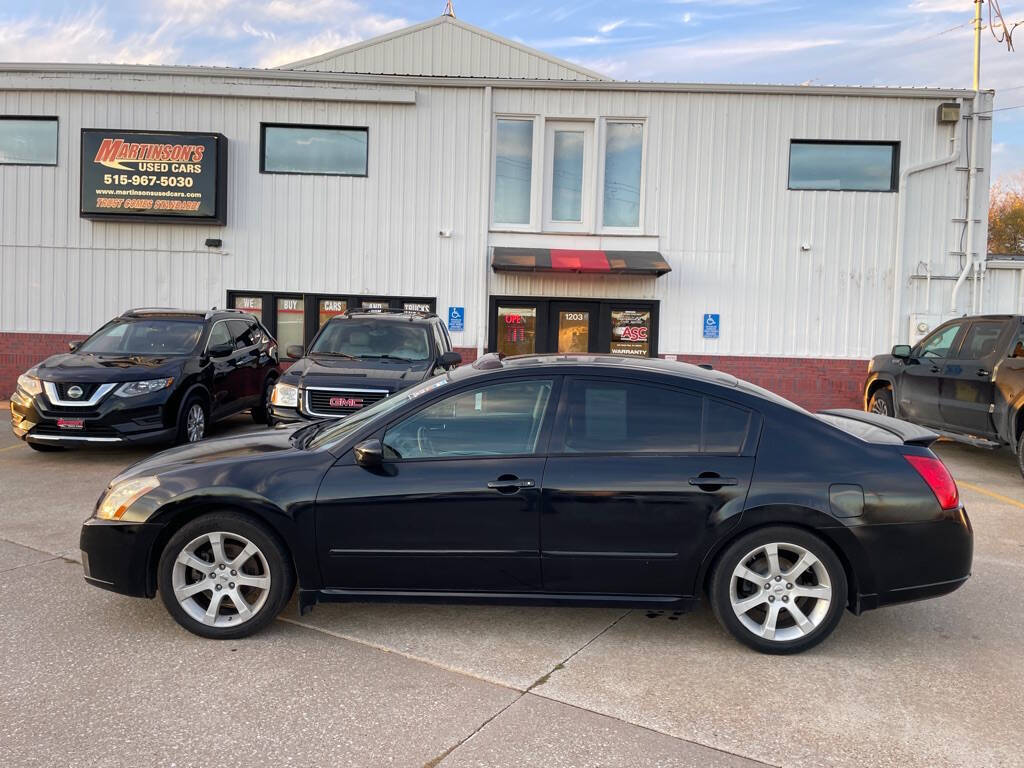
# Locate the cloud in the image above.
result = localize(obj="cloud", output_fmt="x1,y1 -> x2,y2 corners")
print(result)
599,19 -> 627,34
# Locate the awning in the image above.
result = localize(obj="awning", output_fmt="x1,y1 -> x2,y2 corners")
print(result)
491,247 -> 671,277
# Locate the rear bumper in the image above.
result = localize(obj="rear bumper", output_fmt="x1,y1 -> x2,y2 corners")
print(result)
80,518 -> 162,598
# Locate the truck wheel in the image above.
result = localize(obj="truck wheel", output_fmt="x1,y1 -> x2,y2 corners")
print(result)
868,388 -> 894,417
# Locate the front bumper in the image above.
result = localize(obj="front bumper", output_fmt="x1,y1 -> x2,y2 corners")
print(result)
10,388 -> 177,447
269,404 -> 314,424
80,518 -> 163,598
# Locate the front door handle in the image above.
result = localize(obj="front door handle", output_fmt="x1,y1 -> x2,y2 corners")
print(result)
688,475 -> 738,488
487,476 -> 536,493
977,369 -> 991,377
930,366 -> 941,374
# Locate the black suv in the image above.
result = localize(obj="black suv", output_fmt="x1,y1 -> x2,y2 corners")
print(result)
270,309 -> 461,423
10,308 -> 279,450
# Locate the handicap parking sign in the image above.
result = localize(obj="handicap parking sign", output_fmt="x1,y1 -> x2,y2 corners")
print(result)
703,313 -> 720,339
448,306 -> 465,332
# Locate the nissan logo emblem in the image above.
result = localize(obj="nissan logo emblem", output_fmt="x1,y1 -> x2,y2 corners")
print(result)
67,385 -> 84,399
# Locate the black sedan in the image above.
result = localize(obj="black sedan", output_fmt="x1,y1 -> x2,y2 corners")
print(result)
80,354 -> 972,654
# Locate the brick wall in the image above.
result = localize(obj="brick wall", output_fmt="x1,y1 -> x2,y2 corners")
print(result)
1,333 -> 865,411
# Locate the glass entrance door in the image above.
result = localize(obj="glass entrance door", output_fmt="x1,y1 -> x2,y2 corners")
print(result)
551,301 -> 599,353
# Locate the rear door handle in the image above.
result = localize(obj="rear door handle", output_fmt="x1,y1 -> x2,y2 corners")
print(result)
688,476 -> 738,488
487,477 -> 536,491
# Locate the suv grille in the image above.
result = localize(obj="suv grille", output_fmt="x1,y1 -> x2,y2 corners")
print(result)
304,388 -> 389,417
55,382 -> 102,400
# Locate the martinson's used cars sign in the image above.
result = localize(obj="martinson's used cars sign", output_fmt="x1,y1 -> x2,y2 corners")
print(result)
79,130 -> 228,224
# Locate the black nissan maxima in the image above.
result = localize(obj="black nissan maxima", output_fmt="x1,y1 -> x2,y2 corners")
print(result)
80,354 -> 972,654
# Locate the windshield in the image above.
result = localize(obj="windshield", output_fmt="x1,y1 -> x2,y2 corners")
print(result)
78,319 -> 203,356
307,376 -> 450,450
309,320 -> 431,361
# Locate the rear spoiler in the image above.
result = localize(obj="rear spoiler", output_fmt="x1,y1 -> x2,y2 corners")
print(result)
818,409 -> 939,447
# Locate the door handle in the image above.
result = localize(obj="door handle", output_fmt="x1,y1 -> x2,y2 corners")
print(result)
487,477 -> 536,492
688,475 -> 738,488
977,369 -> 991,377
930,366 -> 941,373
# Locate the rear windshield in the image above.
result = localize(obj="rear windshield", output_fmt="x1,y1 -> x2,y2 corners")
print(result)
310,320 -> 431,361
78,319 -> 203,356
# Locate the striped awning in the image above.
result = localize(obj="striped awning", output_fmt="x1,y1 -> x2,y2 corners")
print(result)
491,247 -> 671,276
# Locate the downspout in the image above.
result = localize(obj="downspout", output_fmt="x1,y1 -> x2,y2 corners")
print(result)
951,97 -> 981,314
890,127 -> 960,344
477,85 -> 492,360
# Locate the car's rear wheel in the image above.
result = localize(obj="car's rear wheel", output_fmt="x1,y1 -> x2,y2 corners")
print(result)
868,387 -> 894,417
251,377 -> 276,425
710,526 -> 847,654
157,512 -> 294,639
176,396 -> 207,445
1016,431 -> 1024,480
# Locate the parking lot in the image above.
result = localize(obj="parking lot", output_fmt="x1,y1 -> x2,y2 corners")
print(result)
1,413 -> 1022,768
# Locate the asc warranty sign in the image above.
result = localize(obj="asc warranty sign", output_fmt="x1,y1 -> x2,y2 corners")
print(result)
80,130 -> 228,224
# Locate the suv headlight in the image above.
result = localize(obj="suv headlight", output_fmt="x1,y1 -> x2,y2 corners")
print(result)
271,382 -> 299,408
96,476 -> 160,520
17,373 -> 42,397
114,378 -> 174,398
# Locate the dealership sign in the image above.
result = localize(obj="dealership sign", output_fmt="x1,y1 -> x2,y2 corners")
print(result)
80,129 -> 228,224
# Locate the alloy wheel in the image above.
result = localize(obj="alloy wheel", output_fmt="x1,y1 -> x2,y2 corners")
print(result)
869,398 -> 890,416
729,541 -> 832,642
171,531 -> 272,627
186,403 -> 206,442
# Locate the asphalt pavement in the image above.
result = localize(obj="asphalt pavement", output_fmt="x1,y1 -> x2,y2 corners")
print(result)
0,411 -> 1022,768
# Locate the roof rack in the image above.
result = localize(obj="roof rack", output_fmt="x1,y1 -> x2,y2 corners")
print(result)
123,307 -> 204,317
341,307 -> 438,320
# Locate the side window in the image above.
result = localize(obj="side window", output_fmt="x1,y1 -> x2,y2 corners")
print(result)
433,323 -> 450,354
561,378 -> 701,453
958,321 -> 1007,360
702,398 -> 751,454
917,323 -> 963,359
382,379 -> 554,460
1011,330 -> 1024,359
207,322 -> 232,350
227,319 -> 254,349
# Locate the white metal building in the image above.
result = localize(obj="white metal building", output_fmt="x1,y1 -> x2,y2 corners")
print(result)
0,13 -> 1007,408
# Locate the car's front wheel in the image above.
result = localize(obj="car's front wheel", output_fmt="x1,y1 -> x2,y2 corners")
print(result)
710,526 -> 847,654
176,396 -> 208,445
158,512 -> 294,639
868,387 -> 894,417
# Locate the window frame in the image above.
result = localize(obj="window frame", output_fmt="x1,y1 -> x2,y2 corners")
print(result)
379,375 -> 562,464
787,139 -> 900,193
548,375 -> 758,458
491,115 -> 540,231
597,118 -> 647,233
0,116 -> 58,167
259,122 -> 369,177
543,119 -> 597,233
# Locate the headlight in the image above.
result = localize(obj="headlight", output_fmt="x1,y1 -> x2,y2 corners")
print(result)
114,378 -> 174,398
271,382 -> 299,408
16,373 -> 42,397
96,476 -> 160,520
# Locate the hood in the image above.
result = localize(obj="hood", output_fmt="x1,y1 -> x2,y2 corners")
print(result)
282,355 -> 433,391
33,352 -> 185,383
113,426 -> 301,483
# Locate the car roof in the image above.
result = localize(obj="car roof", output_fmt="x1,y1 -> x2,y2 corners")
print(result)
120,308 -> 258,321
329,310 -> 439,323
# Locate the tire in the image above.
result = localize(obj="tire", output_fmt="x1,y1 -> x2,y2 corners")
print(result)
27,442 -> 65,452
157,512 -> 295,640
176,395 -> 208,445
1017,431 -> 1024,481
709,526 -> 848,654
868,387 -> 894,417
251,376 -> 276,425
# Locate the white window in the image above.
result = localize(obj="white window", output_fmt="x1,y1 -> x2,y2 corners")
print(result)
544,121 -> 594,232
600,121 -> 644,230
493,118 -> 535,227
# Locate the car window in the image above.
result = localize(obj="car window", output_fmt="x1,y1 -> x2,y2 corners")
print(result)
917,323 -> 963,359
956,321 -> 1006,360
703,398 -> 752,454
560,378 -> 702,454
78,319 -> 203,356
227,319 -> 255,349
207,321 -> 232,350
432,323 -> 448,354
382,379 -> 554,460
1011,330 -> 1024,359
310,320 -> 431,361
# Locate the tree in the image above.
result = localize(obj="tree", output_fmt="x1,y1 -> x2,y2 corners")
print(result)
989,172 -> 1024,256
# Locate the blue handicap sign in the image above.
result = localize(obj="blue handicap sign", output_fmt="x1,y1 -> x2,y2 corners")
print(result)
703,313 -> 720,339
447,306 -> 465,332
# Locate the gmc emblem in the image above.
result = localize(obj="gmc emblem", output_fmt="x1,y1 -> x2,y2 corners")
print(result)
329,397 -> 363,408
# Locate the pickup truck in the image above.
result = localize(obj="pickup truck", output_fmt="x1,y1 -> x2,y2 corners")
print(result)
864,314 -> 1024,477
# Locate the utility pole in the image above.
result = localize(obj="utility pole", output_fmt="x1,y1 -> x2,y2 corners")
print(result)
956,0 -> 984,313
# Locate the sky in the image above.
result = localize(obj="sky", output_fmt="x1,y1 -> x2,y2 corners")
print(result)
0,0 -> 1021,179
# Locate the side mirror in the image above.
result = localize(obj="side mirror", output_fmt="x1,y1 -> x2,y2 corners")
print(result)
286,344 -> 305,359
208,342 -> 234,358
891,344 -> 912,360
68,341 -> 81,352
439,351 -> 462,370
354,438 -> 383,468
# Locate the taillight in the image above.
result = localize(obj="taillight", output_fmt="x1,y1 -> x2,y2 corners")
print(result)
904,454 -> 960,510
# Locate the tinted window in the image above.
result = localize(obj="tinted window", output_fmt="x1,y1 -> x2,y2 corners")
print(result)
918,323 -> 963,358
0,118 -> 57,165
207,322 -> 232,350
383,380 -> 554,460
959,321 -> 1006,360
79,319 -> 203,355
703,398 -> 752,454
1011,332 -> 1024,359
561,379 -> 701,454
789,141 -> 897,191
311,320 -> 431,361
262,125 -> 367,175
227,319 -> 255,349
